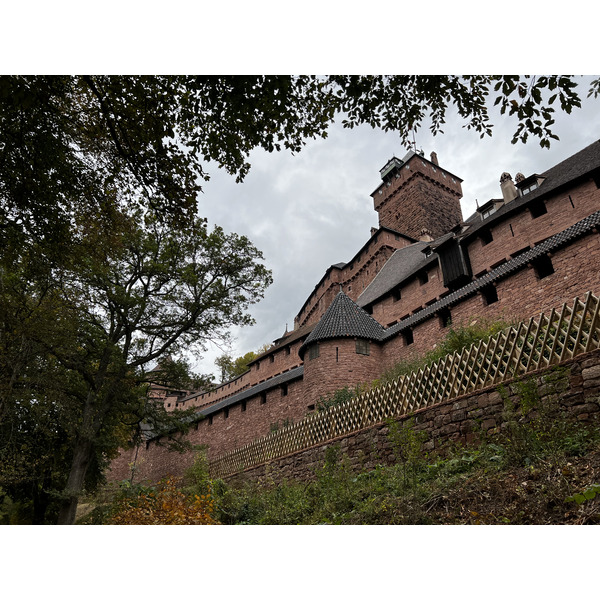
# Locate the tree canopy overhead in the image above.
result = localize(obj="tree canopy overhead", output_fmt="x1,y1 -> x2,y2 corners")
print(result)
1,75 -> 597,245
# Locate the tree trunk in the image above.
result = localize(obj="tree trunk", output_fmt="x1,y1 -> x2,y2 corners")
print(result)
57,437 -> 93,524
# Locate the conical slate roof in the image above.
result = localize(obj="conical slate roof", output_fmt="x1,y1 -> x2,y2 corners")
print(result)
299,291 -> 385,358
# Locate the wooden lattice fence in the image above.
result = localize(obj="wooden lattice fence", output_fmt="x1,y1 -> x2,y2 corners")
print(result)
209,292 -> 600,479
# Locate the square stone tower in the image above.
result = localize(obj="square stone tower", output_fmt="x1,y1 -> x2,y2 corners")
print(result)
372,150 -> 464,240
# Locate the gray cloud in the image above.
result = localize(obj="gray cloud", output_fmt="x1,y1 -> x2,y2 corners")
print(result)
192,79 -> 600,378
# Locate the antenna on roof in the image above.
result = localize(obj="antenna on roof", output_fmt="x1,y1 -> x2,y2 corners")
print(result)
410,129 -> 417,153
475,198 -> 479,208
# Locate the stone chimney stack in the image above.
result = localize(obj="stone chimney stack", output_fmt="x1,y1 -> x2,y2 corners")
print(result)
430,151 -> 439,166
418,228 -> 434,242
500,172 -> 518,204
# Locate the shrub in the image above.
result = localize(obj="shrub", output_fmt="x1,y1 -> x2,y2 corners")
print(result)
109,477 -> 217,524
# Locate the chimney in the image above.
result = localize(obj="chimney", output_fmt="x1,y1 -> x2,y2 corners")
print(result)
430,151 -> 439,166
419,228 -> 434,242
500,172 -> 518,204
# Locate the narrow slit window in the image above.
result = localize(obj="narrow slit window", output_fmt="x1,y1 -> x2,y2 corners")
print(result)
281,383 -> 288,397
403,329 -> 414,346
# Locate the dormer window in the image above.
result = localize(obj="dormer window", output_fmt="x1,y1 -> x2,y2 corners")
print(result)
516,173 -> 546,197
521,182 -> 538,195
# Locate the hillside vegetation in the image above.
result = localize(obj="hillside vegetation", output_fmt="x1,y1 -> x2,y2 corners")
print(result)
73,389 -> 600,525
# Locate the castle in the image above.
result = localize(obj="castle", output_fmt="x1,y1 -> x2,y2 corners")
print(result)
109,138 -> 600,482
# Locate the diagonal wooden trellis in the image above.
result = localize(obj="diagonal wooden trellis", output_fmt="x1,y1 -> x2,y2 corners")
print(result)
209,292 -> 600,479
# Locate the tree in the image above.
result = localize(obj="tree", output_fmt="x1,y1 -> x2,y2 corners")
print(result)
1,75 -> 597,523
214,351 -> 259,383
0,207 -> 272,523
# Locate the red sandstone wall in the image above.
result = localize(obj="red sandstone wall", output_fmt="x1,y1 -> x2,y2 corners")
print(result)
370,261 -> 447,327
303,338 -> 384,406
373,157 -> 463,239
467,179 -> 599,277
108,375 -> 310,483
377,230 -> 600,373
296,231 -> 411,329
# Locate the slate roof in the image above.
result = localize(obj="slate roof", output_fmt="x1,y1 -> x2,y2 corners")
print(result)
356,241 -> 437,308
299,291 -> 386,357
382,209 -> 600,340
462,139 -> 600,238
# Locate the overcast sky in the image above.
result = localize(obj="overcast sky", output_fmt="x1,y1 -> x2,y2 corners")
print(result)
190,77 -> 600,378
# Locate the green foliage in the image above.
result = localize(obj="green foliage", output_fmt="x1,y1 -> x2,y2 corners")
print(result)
497,367 -> 576,468
269,418 -> 293,433
386,418 -> 427,489
316,386 -> 358,412
214,351 -> 258,383
566,484 -> 600,506
378,318 -> 515,385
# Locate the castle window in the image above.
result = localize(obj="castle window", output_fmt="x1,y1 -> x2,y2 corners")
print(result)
336,347 -> 339,362
532,254 -> 555,280
308,344 -> 320,360
480,229 -> 493,246
529,200 -> 547,219
392,287 -> 401,302
281,383 -> 288,397
521,182 -> 539,195
224,408 -> 229,419
481,285 -> 498,305
418,271 -> 429,285
241,400 -> 247,412
307,404 -> 315,412
356,339 -> 370,355
260,392 -> 267,405
286,346 -> 291,355
438,307 -> 452,328
256,362 -> 260,371
269,354 -> 274,363
208,415 -> 214,425
403,329 -> 414,346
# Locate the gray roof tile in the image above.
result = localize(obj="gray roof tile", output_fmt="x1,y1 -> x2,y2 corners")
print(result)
299,291 -> 386,357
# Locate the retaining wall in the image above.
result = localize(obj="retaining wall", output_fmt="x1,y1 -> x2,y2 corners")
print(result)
223,349 -> 600,488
